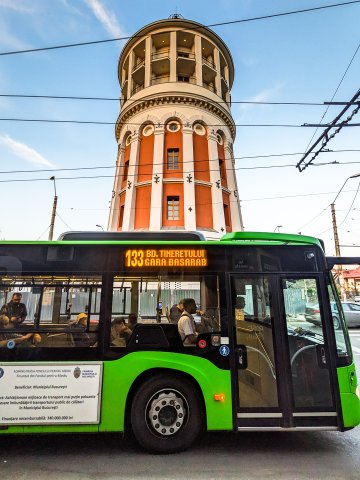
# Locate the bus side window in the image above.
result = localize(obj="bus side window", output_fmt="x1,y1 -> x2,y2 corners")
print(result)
0,276 -> 101,349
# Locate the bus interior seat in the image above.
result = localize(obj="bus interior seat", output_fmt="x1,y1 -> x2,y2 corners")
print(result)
44,332 -> 75,347
127,323 -> 182,351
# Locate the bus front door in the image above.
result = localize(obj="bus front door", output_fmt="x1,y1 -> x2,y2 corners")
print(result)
229,275 -> 337,430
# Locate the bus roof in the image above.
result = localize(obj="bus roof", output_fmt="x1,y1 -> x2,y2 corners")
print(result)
0,231 -> 324,249
220,231 -> 324,248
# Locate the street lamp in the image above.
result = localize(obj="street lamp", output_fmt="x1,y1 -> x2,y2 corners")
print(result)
274,225 -> 282,232
48,176 -> 58,241
331,173 -> 360,257
96,224 -> 104,231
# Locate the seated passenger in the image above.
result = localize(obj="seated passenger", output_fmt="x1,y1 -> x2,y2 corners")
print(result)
0,292 -> 27,326
169,299 -> 185,324
128,313 -> 138,331
69,313 -> 96,347
111,317 -> 132,347
0,317 -> 41,348
177,298 -> 198,345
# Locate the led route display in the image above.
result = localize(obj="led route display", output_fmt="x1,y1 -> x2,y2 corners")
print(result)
125,249 -> 208,268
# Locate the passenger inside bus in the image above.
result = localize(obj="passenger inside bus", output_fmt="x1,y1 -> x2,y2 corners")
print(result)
111,317 -> 132,347
128,313 -> 138,331
68,313 -> 97,347
0,316 -> 41,348
0,292 -> 28,326
177,298 -> 198,345
169,299 -> 185,324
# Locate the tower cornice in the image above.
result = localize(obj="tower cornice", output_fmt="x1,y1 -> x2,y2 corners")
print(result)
116,92 -> 236,140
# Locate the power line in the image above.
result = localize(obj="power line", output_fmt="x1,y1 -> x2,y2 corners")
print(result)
0,166 -> 296,184
0,93 -> 335,106
0,1 -> 358,56
1,117 -> 360,127
337,179 -> 360,227
0,156 -> 359,178
302,40 -> 360,160
0,149 -> 360,175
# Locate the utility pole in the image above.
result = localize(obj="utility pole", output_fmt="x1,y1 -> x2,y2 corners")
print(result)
48,176 -> 58,241
330,203 -> 341,257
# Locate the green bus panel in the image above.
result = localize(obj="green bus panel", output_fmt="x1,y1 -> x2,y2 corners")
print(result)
337,363 -> 360,428
0,353 -> 233,435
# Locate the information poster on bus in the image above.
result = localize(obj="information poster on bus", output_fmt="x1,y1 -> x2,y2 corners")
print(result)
0,363 -> 102,425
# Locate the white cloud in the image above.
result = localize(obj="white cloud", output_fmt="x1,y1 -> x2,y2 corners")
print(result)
240,82 -> 286,109
0,0 -> 33,13
0,134 -> 54,167
84,0 -> 126,37
234,82 -> 286,123
0,19 -> 30,50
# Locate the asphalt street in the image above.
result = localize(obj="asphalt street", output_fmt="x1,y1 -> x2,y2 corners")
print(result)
1,330 -> 360,480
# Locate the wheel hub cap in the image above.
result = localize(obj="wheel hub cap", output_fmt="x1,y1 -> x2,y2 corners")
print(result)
148,391 -> 185,436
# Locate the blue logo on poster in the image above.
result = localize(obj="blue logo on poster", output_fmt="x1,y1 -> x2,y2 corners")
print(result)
7,340 -> 15,349
0,368 -> 4,379
219,345 -> 230,356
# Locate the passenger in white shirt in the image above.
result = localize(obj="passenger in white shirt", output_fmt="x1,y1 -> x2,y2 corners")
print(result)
177,298 -> 198,345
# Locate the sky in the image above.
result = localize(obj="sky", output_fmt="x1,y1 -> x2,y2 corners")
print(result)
0,0 -> 359,256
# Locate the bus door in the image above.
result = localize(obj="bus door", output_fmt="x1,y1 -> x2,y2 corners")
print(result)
280,276 -> 337,428
229,275 -> 337,430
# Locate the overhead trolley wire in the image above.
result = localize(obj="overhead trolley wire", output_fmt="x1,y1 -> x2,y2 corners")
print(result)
0,118 -> 359,127
0,149 -> 359,176
0,1 -> 359,56
1,160 -> 360,184
0,94 -> 344,106
302,40 -> 360,156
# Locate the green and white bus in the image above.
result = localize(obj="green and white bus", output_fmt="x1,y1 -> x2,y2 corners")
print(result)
0,231 -> 359,453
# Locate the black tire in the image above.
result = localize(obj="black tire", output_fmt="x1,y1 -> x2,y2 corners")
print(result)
131,374 -> 203,453
333,316 -> 340,329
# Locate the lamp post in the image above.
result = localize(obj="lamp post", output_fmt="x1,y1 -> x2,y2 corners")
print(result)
48,176 -> 58,241
331,173 -> 360,257
274,225 -> 282,233
96,224 -> 104,231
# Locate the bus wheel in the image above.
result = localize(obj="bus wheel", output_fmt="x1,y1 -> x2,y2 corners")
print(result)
131,374 -> 202,453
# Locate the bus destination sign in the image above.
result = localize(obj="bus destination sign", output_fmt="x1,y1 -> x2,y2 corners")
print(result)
125,249 -> 208,268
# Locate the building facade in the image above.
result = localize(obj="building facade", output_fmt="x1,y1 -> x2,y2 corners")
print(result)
108,17 -> 243,239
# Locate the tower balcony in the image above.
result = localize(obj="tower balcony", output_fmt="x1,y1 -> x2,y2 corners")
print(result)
176,51 -> 195,76
132,59 -> 145,85
151,50 -> 170,76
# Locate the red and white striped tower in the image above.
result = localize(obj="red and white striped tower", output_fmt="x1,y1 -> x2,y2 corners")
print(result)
108,16 -> 243,239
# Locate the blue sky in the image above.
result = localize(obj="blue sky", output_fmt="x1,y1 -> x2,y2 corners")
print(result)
0,0 -> 359,255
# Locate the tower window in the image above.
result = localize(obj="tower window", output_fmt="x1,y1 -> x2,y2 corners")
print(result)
224,203 -> 231,229
178,75 -> 190,82
167,196 -> 180,220
123,160 -> 129,181
167,148 -> 179,170
219,159 -> 226,180
167,121 -> 180,132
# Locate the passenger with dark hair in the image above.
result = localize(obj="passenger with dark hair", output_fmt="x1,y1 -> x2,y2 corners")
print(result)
111,317 -> 132,346
177,298 -> 198,345
128,313 -> 138,331
169,299 -> 185,324
0,292 -> 27,325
